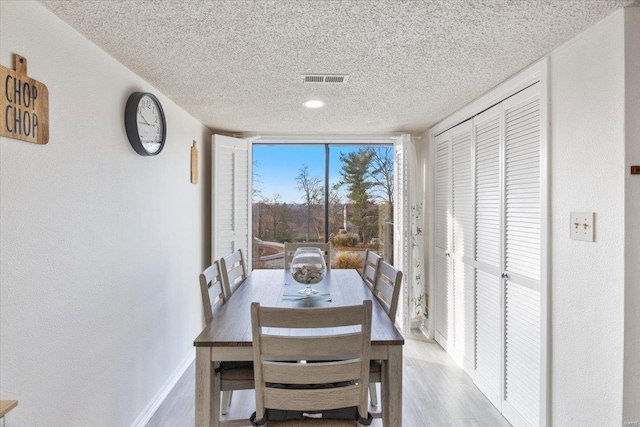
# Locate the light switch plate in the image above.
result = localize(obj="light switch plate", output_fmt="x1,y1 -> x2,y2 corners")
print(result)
570,212 -> 595,242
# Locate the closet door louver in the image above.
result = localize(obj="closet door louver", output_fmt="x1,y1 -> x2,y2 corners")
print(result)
213,134 -> 250,263
504,93 -> 541,282
474,108 -> 501,270
472,104 -> 503,407
434,131 -> 451,344
505,280 -> 540,426
502,85 -> 541,427
451,121 -> 475,365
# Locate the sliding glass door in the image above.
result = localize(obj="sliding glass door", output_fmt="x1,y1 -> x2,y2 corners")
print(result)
252,143 -> 394,270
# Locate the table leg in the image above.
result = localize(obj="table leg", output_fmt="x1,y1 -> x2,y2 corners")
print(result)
383,345 -> 403,427
195,347 -> 217,427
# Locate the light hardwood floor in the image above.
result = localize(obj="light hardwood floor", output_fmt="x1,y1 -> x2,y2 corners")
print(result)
146,332 -> 511,427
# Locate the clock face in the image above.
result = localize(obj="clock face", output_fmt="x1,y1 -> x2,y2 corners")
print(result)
125,92 -> 166,156
137,94 -> 164,154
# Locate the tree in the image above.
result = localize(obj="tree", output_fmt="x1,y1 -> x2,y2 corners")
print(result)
252,159 -> 263,202
275,202 -> 292,242
339,148 -> 376,243
328,182 -> 343,234
368,147 -> 394,207
295,165 -> 323,242
253,159 -> 265,238
271,193 -> 282,240
367,147 -> 394,239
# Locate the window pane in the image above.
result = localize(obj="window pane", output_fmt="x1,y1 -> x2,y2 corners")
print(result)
252,145 -> 326,269
329,145 -> 394,269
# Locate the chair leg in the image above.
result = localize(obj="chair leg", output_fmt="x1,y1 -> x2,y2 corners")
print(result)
221,390 -> 233,415
369,383 -> 378,407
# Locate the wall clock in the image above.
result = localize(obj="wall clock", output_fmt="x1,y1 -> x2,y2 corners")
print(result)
124,92 -> 166,156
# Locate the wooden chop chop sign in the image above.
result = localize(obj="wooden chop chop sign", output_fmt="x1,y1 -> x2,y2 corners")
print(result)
0,54 -> 49,144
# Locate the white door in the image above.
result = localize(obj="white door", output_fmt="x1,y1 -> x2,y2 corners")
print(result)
434,130 -> 451,347
450,120 -> 475,369
434,120 -> 476,369
472,103 -> 504,409
501,84 -> 542,427
471,83 -> 543,426
212,134 -> 251,265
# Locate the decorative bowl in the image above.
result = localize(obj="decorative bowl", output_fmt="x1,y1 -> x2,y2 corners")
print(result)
290,247 -> 327,295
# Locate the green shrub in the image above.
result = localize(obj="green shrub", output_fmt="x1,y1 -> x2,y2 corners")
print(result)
334,251 -> 363,270
330,232 -> 360,248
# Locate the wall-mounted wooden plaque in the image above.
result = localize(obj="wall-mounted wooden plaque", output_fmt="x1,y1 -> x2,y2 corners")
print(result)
191,141 -> 198,184
0,54 -> 49,144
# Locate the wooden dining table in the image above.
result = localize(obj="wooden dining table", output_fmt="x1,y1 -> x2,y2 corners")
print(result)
194,268 -> 405,427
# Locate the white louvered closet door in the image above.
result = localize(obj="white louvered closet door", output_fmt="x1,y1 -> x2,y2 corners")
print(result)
450,121 -> 475,368
501,84 -> 542,427
212,134 -> 250,264
434,130 -> 452,346
432,80 -> 545,426
472,104 -> 504,409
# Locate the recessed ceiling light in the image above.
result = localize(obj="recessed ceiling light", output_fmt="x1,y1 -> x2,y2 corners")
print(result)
304,100 -> 324,109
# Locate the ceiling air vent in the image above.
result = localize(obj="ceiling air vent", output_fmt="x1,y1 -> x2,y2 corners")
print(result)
302,74 -> 349,84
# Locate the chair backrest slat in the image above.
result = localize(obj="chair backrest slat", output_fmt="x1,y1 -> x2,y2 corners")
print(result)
284,242 -> 331,270
373,261 -> 403,321
257,305 -> 364,328
260,334 -> 364,360
262,360 -> 362,385
263,386 -> 361,412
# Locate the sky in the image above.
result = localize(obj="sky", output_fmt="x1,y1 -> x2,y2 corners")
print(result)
253,144 -> 390,204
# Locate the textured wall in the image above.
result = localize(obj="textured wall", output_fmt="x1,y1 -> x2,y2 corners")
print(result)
549,9 -> 626,426
624,6 -> 640,425
0,2 -> 211,426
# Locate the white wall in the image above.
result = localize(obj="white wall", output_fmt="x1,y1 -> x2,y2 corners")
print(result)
624,6 -> 640,425
0,2 -> 212,426
549,10 -> 626,426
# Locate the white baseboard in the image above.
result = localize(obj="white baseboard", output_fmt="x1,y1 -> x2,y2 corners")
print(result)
418,323 -> 433,340
130,351 -> 195,427
410,318 -> 421,330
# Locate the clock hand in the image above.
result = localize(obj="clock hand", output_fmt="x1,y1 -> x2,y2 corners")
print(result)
139,114 -> 152,125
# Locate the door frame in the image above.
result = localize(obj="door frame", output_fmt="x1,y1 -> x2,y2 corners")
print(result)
246,134 -> 415,332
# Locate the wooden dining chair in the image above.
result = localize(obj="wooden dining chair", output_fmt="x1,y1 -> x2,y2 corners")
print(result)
199,261 -> 254,417
220,249 -> 248,297
368,261 -> 403,410
360,249 -> 381,291
250,301 -> 373,426
283,242 -> 331,270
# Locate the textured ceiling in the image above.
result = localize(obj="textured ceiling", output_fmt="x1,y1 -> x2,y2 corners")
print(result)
41,0 -> 632,136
